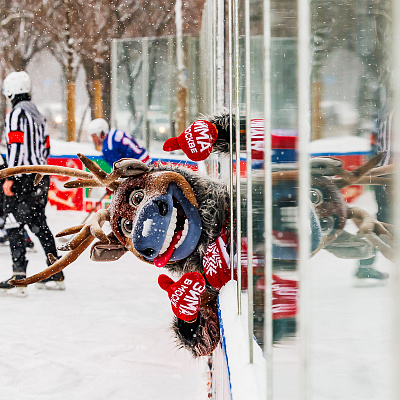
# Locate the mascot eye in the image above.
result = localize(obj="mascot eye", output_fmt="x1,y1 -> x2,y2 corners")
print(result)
118,217 -> 133,237
310,188 -> 323,206
128,190 -> 144,206
319,216 -> 335,234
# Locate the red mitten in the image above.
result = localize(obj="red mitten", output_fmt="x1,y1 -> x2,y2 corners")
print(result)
158,272 -> 206,322
203,232 -> 232,290
163,120 -> 218,162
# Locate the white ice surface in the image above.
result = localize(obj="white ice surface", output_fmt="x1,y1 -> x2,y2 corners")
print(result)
0,191 -> 393,400
0,207 -> 207,400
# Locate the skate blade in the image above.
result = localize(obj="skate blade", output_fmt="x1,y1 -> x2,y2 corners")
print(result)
0,287 -> 28,297
353,277 -> 388,288
36,281 -> 66,291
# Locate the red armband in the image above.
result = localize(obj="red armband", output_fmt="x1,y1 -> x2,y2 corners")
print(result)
8,131 -> 24,144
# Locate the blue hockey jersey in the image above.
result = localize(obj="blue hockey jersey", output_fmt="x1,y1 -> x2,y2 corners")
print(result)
102,129 -> 151,167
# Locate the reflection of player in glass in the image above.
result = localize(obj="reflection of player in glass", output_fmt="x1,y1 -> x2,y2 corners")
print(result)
87,118 -> 151,167
355,111 -> 393,285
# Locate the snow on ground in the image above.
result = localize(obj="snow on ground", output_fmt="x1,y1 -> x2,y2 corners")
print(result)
0,207 -> 207,400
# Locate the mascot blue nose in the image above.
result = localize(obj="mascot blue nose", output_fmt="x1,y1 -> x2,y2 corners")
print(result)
132,194 -> 173,260
139,200 -> 170,257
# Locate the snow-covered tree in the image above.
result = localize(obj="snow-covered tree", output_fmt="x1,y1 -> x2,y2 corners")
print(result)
0,0 -> 51,136
0,1 -> 50,73
35,0 -> 82,141
0,0 -> 206,140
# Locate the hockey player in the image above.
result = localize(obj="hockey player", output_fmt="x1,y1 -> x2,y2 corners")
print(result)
87,118 -> 151,167
0,71 -> 64,296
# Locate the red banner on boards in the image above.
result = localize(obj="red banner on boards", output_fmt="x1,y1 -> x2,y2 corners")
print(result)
47,157 -> 84,211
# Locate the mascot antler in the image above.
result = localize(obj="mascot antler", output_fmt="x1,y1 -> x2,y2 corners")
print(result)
64,154 -> 149,190
0,154 -> 149,286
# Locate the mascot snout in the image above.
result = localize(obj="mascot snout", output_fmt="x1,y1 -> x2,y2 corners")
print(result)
132,183 -> 202,267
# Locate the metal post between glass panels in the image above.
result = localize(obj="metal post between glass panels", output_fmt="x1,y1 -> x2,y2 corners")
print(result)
110,39 -> 118,130
228,0 -> 235,281
234,0 -> 242,316
168,37 -> 174,139
263,0 -> 273,396
217,0 -> 225,107
142,39 -> 149,151
297,0 -> 312,399
210,0 -> 216,113
391,2 -> 400,398
244,0 -> 254,364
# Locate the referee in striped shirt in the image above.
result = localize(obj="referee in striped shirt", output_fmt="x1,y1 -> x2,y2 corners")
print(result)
0,71 -> 63,294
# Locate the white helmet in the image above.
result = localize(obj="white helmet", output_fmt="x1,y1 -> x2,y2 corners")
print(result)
2,71 -> 31,100
87,118 -> 109,139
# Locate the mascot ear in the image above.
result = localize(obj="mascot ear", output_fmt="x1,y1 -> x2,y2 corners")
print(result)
90,233 -> 128,262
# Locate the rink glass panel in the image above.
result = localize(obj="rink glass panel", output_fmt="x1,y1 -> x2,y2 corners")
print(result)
111,36 -> 201,155
201,0 -> 395,398
109,1 -> 395,397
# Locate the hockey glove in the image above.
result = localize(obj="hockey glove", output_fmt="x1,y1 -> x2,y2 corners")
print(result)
158,272 -> 206,322
163,120 -> 218,162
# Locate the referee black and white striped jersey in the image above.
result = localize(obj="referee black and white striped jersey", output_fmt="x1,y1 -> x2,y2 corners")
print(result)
5,100 -> 50,168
